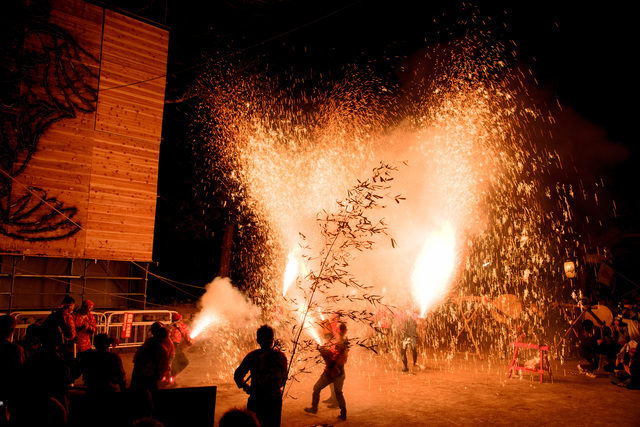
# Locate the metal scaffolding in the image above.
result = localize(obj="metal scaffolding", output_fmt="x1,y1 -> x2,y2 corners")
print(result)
0,255 -> 149,312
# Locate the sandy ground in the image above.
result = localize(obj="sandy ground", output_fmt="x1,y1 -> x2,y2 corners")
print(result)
114,346 -> 640,427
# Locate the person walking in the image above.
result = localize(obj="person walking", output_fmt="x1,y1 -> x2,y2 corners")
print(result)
304,322 -> 349,421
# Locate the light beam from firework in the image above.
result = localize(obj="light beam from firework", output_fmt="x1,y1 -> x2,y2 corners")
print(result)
411,222 -> 457,316
283,249 -> 309,296
300,307 -> 322,345
190,277 -> 261,339
283,249 -> 322,343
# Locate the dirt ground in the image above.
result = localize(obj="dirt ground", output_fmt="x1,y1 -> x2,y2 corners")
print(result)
115,346 -> 640,427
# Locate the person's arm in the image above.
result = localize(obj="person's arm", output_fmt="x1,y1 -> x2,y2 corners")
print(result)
67,314 -> 77,340
74,315 -> 86,333
234,353 -> 252,392
278,351 -> 288,389
183,323 -> 194,346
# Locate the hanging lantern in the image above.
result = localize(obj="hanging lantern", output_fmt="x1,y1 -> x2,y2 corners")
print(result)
564,261 -> 576,279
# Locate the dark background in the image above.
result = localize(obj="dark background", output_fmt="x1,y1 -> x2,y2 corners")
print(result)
97,0 -> 638,301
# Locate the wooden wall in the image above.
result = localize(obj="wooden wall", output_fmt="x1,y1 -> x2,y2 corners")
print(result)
0,0 -> 168,262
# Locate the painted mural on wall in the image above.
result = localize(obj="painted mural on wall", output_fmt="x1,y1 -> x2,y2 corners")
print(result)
0,1 -> 97,241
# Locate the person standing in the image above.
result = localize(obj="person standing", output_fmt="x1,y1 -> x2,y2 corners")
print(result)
72,299 -> 97,381
73,300 -> 97,355
42,296 -> 76,348
234,325 -> 288,427
304,322 -> 349,421
0,314 -> 25,425
130,322 -> 174,392
169,312 -> 194,383
401,310 -> 418,372
42,296 -> 77,375
83,334 -> 126,393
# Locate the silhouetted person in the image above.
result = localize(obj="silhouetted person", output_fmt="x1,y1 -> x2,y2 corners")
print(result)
130,322 -> 174,392
42,296 -> 77,347
597,327 -> 620,372
42,296 -> 77,374
16,396 -> 68,427
168,312 -> 193,384
83,333 -> 126,393
577,319 -> 599,376
19,326 -> 71,417
234,325 -> 288,427
15,322 -> 42,361
132,417 -> 165,427
304,322 -> 349,421
401,310 -> 418,372
219,408 -> 259,427
0,314 -> 24,425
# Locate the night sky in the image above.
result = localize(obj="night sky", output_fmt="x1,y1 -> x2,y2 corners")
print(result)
135,0 -> 638,298
163,0 -> 636,141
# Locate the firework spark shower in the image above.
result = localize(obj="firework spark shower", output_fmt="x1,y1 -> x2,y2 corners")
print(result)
191,24 -> 611,357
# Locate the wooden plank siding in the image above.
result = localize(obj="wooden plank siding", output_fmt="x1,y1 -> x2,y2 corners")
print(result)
1,0 -> 168,262
87,8 -> 167,262
95,10 -> 168,142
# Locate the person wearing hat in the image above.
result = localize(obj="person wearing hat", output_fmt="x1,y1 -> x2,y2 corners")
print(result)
73,300 -> 97,354
169,312 -> 194,383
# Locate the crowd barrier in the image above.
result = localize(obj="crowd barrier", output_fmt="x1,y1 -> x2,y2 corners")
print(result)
10,309 -> 178,348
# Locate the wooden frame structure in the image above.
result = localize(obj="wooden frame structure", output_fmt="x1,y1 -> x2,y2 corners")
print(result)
0,0 -> 169,310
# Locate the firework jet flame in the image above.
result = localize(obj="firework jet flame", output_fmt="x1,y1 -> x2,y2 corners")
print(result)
411,222 -> 457,316
283,249 -> 308,296
190,277 -> 260,339
282,252 -> 298,296
300,310 -> 322,344
194,30 -> 613,354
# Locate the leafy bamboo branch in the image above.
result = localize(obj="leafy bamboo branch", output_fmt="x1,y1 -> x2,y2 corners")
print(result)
284,162 -> 404,396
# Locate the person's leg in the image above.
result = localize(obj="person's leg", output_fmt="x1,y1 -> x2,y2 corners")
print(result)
171,345 -> 189,377
578,342 -> 599,371
264,397 -> 283,427
401,343 -> 408,370
247,395 -> 263,423
324,383 -> 338,405
411,342 -> 418,366
305,372 -> 330,412
333,372 -> 347,420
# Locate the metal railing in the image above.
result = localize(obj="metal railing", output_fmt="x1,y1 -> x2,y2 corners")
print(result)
101,310 -> 177,348
10,309 -> 178,348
